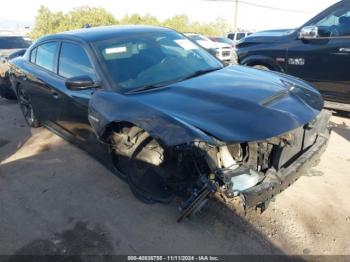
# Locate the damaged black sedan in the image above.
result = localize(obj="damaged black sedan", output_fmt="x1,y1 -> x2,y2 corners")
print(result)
9,26 -> 331,221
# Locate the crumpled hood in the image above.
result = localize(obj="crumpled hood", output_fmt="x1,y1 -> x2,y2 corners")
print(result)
132,65 -> 323,142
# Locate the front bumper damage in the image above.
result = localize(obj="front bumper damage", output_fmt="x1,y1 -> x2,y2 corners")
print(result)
177,110 -> 331,221
214,131 -> 331,216
242,134 -> 329,209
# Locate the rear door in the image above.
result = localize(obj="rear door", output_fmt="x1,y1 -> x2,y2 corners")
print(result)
26,41 -> 60,122
286,4 -> 350,103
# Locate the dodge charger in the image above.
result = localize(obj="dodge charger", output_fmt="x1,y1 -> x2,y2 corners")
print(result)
9,26 -> 331,221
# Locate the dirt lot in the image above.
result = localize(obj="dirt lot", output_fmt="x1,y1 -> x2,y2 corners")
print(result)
1,97 -> 350,256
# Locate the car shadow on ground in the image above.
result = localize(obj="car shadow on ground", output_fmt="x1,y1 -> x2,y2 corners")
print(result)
330,110 -> 350,142
0,138 -> 292,257
0,98 -> 32,163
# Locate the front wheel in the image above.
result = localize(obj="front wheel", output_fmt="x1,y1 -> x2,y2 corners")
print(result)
111,127 -> 174,204
17,86 -> 40,128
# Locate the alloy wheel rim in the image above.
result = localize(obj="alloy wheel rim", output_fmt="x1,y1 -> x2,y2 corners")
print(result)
18,89 -> 34,124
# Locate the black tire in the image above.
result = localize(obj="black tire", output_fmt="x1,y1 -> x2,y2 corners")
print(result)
111,127 -> 174,204
252,65 -> 270,71
17,86 -> 40,128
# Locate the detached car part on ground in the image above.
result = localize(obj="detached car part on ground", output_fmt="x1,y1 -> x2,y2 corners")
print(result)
9,26 -> 331,222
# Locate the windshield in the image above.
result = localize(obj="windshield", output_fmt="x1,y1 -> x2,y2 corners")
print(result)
0,36 -> 30,49
94,30 -> 223,91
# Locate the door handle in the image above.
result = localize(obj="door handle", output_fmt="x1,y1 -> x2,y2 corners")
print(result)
52,92 -> 59,100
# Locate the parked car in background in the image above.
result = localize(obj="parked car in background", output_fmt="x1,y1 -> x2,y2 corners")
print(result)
185,33 -> 232,63
235,0 -> 350,110
226,31 -> 252,44
0,34 -> 30,99
209,36 -> 237,64
209,36 -> 234,47
9,25 -> 331,221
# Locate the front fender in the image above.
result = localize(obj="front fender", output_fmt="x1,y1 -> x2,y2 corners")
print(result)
240,55 -> 284,72
88,90 -> 219,147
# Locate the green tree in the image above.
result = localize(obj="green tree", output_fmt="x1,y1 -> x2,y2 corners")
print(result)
162,15 -> 190,32
29,6 -> 66,39
29,6 -> 229,39
67,6 -> 117,29
29,6 -> 117,39
120,14 -> 159,25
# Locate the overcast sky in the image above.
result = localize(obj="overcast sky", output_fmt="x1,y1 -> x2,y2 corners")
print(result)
0,0 -> 340,31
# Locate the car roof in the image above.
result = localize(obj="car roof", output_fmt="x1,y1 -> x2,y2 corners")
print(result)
38,25 -> 172,43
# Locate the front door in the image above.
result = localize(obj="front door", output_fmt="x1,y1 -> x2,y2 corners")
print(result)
53,41 -> 100,144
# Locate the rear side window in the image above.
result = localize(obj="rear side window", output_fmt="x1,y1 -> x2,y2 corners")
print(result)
58,42 -> 96,80
36,42 -> 58,71
30,48 -> 37,63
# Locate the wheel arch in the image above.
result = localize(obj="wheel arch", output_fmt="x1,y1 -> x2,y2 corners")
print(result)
98,120 -> 143,143
241,55 -> 284,72
96,117 -> 219,148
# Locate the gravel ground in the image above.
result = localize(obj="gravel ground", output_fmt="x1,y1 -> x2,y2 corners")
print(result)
0,97 -> 350,256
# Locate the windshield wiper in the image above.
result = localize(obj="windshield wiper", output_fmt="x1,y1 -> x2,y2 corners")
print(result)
128,81 -> 174,93
128,67 -> 223,94
182,67 -> 223,81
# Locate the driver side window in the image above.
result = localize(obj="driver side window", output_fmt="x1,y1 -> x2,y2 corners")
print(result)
58,42 -> 97,81
313,7 -> 350,37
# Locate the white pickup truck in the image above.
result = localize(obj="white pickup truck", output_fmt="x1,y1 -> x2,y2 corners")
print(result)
184,33 -> 232,63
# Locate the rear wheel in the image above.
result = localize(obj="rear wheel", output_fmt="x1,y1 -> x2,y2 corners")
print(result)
111,127 -> 174,204
17,86 -> 40,128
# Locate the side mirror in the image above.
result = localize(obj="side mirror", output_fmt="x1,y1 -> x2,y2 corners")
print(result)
65,75 -> 97,90
299,26 -> 319,39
